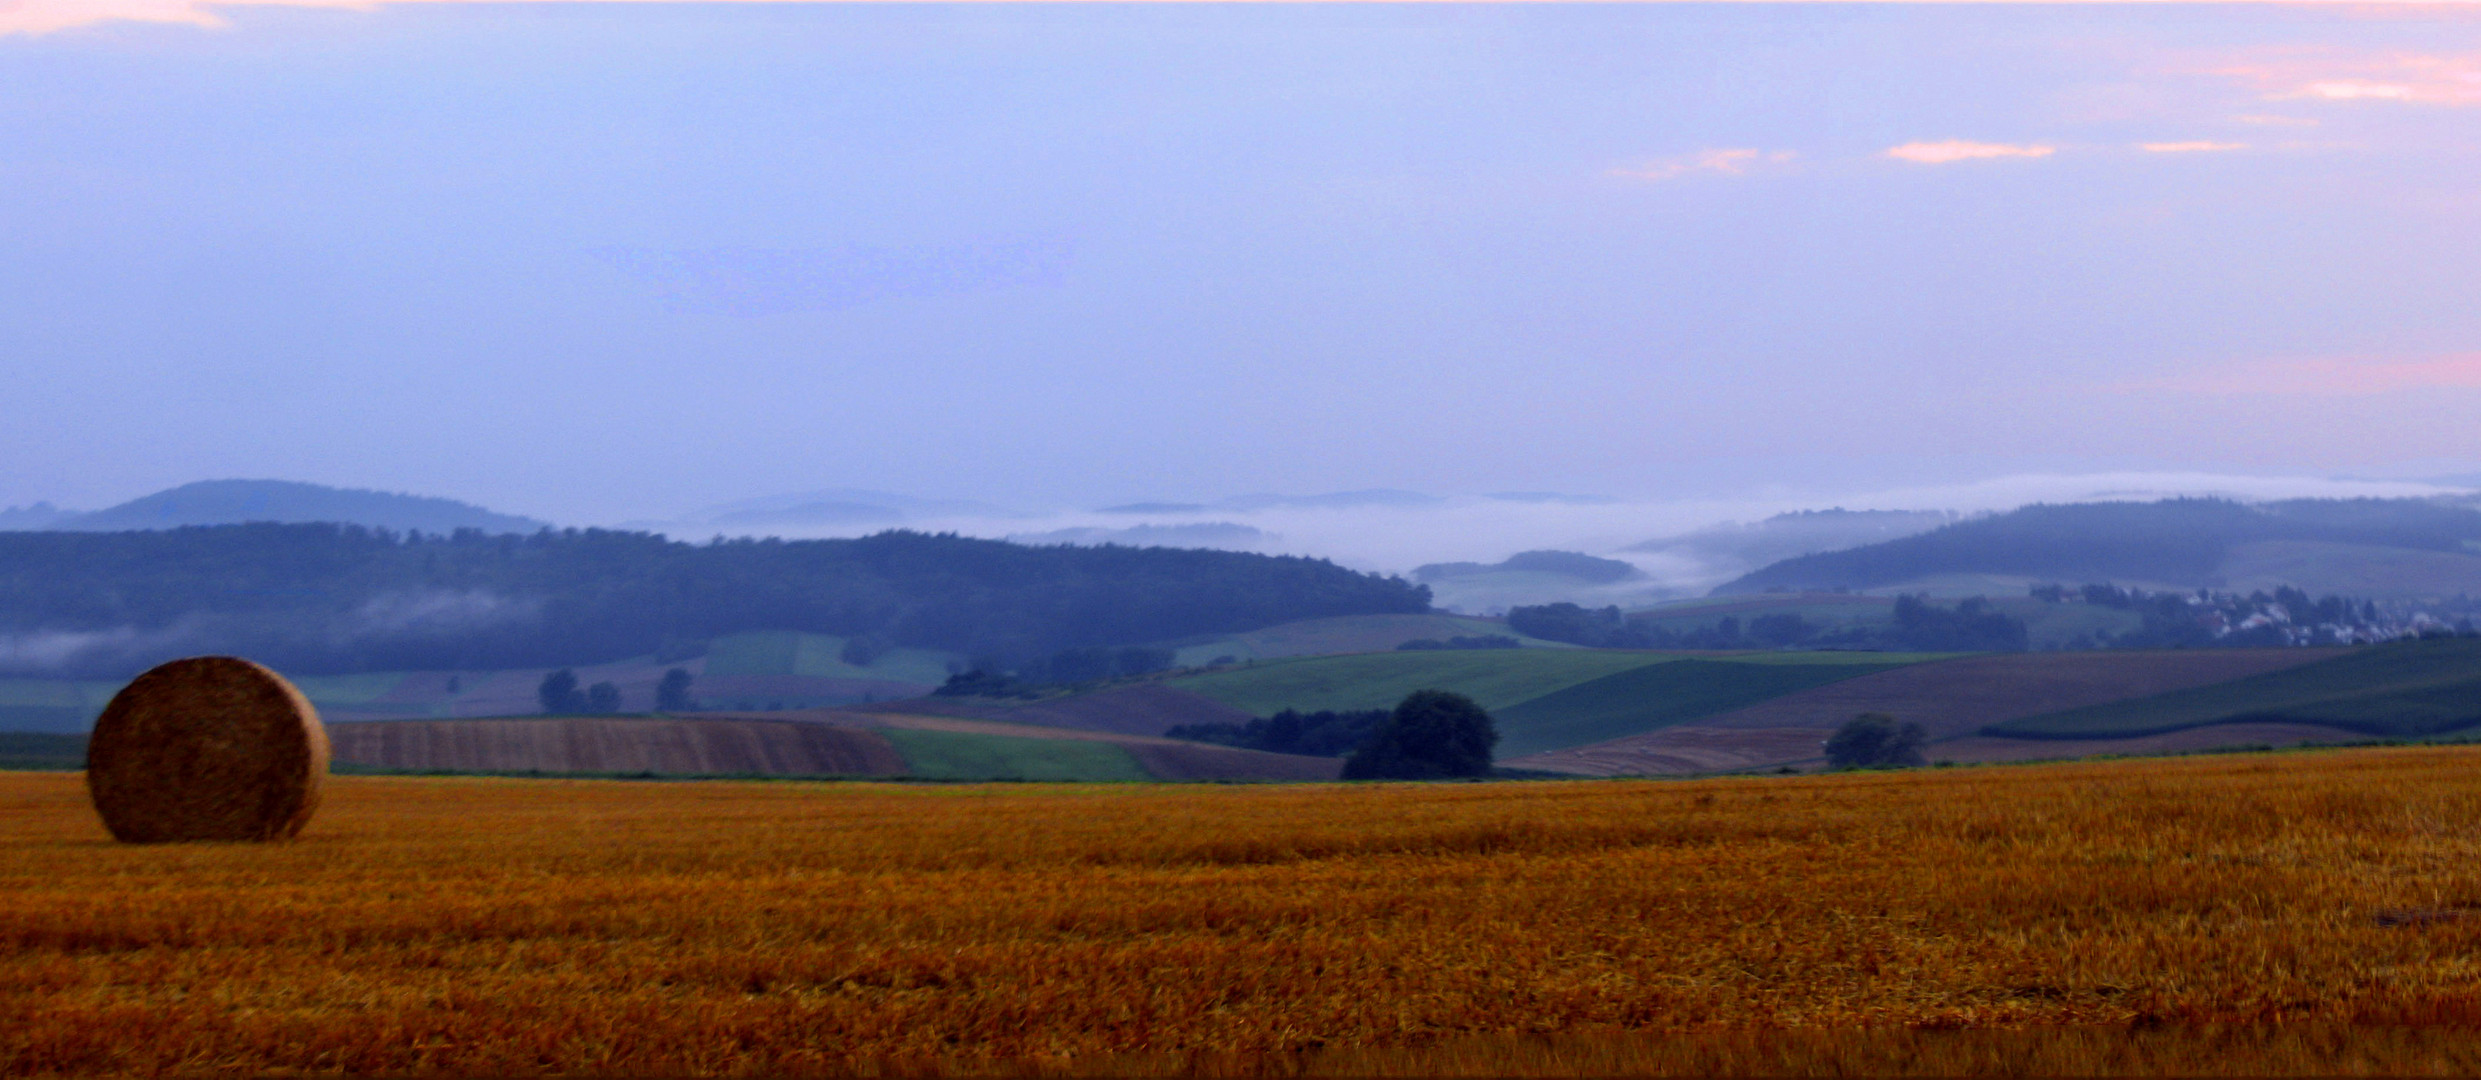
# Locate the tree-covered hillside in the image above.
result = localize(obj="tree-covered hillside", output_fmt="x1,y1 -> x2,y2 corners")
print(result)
1715,498 -> 2481,595
0,526 -> 1431,677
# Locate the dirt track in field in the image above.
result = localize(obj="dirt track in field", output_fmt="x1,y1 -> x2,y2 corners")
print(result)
327,717 -> 908,777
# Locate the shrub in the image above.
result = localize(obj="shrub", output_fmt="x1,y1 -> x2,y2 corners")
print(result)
1824,712 -> 1928,769
1342,690 -> 1498,780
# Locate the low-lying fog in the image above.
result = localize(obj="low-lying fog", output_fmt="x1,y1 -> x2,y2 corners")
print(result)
621,470 -> 2469,611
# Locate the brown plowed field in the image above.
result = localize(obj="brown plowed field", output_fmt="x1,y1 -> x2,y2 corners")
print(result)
852,683 -> 1255,737
1694,649 -> 2348,738
328,717 -> 907,777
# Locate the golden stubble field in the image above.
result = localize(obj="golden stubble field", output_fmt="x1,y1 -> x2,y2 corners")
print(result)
12,749 -> 2481,1076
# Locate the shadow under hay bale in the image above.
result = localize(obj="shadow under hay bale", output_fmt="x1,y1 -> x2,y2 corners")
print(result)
85,656 -> 328,843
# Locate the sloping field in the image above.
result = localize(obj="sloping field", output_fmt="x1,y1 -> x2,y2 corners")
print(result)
1988,638 -> 2481,740
1503,649 -> 2348,775
0,679 -> 124,734
0,732 -> 82,770
1626,593 -> 1894,628
1505,725 -> 1841,776
705,630 -> 960,687
17,750 -> 2481,1074
1491,658 -> 1911,757
1167,613 -> 1568,666
853,683 -> 1255,737
1686,649 -> 2345,739
875,728 -> 1151,782
327,717 -> 909,777
848,710 -> 1343,781
2218,539 -> 2481,599
329,710 -> 1338,783
1168,649 -> 1674,717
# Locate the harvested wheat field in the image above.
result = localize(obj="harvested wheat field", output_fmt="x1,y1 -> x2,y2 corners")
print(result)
13,749 -> 2481,1075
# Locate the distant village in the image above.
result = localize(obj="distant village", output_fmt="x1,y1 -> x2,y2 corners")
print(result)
2035,583 -> 2479,649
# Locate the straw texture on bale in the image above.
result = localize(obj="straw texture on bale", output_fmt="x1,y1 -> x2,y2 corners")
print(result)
85,656 -> 328,843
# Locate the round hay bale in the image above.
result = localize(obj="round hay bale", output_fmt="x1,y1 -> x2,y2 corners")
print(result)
85,656 -> 328,843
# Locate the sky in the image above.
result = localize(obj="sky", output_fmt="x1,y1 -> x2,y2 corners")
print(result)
5,0 -> 2481,563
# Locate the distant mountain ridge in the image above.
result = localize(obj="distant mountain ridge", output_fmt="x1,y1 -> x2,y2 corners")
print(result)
8,480 -> 545,535
1715,497 -> 2481,597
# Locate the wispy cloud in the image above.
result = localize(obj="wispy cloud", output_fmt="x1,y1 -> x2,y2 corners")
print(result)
1882,140 -> 2056,165
2139,140 -> 2245,153
1607,148 -> 1793,182
0,0 -> 373,34
2234,114 -> 2320,127
2210,51 -> 2481,107
2127,354 -> 2481,396
26,1 -> 2481,38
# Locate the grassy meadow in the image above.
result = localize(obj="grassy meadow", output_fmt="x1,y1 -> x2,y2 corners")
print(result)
14,748 -> 2481,1075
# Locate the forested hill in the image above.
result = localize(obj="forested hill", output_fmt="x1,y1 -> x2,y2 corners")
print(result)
1714,497 -> 2481,595
0,526 -> 1431,678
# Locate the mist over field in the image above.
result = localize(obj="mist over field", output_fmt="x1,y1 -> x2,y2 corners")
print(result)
621,470 -> 2470,596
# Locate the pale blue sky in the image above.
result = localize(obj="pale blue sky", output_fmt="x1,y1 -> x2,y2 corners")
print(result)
5,2 -> 2479,526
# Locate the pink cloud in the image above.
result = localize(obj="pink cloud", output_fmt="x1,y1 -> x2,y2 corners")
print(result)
1882,140 -> 2055,165
1607,148 -> 1793,182
2139,140 -> 2245,153
2208,51 -> 2481,107
2129,354 -> 2481,396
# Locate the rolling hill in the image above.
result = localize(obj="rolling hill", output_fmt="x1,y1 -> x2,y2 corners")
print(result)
1717,497 -> 2481,599
45,479 -> 547,534
1984,637 -> 2481,741
0,525 -> 1431,678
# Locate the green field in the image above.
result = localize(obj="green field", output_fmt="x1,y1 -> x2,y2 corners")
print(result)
0,679 -> 127,734
0,732 -> 84,770
286,672 -> 408,705
1168,649 -> 1677,716
877,728 -> 1152,782
1167,613 -> 1573,666
1987,638 -> 2481,740
1165,647 -> 1961,757
703,631 -> 961,685
1491,658 -> 1914,757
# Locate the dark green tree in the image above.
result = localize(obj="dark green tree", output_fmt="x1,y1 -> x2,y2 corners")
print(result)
1342,690 -> 1498,780
537,669 -> 584,714
655,668 -> 695,711
1823,712 -> 1928,769
839,633 -> 892,667
585,680 -> 622,714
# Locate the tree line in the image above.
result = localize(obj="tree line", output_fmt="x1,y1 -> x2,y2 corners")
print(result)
1506,597 -> 2030,652
0,525 -> 1432,677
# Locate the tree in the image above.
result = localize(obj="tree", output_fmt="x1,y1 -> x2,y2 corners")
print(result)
1342,690 -> 1498,780
585,681 -> 622,714
537,668 -> 584,714
1823,712 -> 1928,769
655,668 -> 695,712
839,633 -> 892,667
